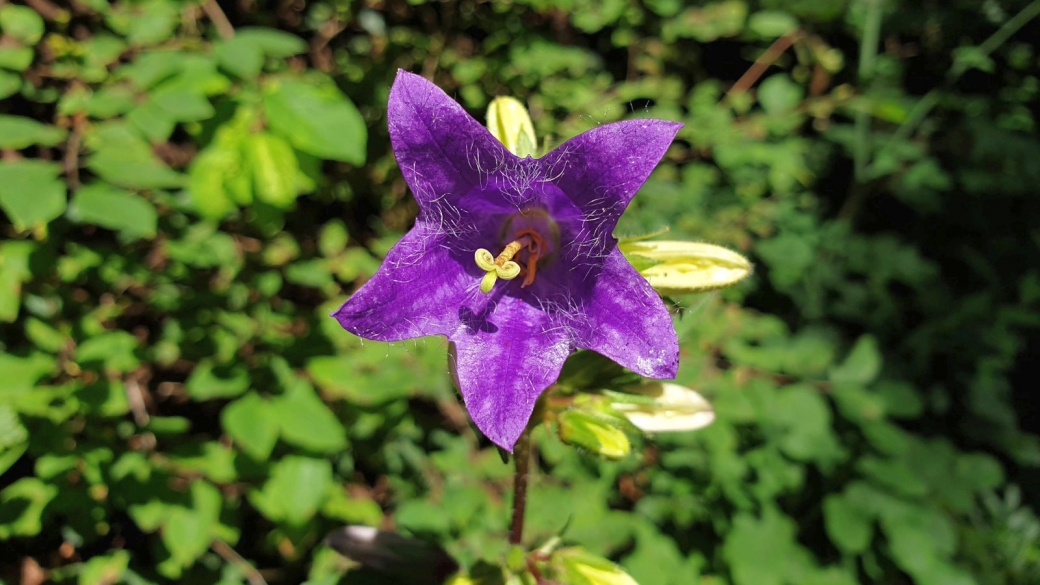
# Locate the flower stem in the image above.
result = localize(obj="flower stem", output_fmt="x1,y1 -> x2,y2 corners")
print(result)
509,426 -> 532,545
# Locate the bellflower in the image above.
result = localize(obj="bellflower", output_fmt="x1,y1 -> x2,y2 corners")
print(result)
333,70 -> 681,451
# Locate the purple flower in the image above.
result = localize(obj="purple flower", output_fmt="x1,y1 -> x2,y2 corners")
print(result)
333,70 -> 681,451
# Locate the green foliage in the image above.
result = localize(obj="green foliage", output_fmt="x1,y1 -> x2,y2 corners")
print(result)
2,0 -> 1039,584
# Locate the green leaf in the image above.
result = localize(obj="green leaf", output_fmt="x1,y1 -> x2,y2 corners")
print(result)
214,36 -> 264,79
251,456 -> 333,526
0,160 -> 66,230
263,77 -> 367,164
222,393 -> 279,460
107,0 -> 179,47
0,115 -> 67,149
274,382 -> 347,453
0,477 -> 58,538
188,145 -> 238,219
0,5 -> 45,45
236,28 -> 308,57
758,74 -> 804,114
722,508 -> 804,585
0,46 -> 33,71
79,551 -> 130,585
0,69 -> 20,98
125,100 -> 177,142
0,404 -> 28,449
823,493 -> 873,554
0,352 -> 54,402
160,481 -> 222,569
186,361 -> 250,401
829,335 -> 882,385
245,132 -> 300,207
952,46 -> 995,75
151,85 -> 215,122
76,330 -> 140,373
68,183 -> 158,240
0,241 -> 33,322
86,123 -> 185,189
747,10 -> 798,38
24,316 -> 66,347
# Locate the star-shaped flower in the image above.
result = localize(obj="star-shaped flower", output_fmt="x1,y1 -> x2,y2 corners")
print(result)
333,70 -> 681,451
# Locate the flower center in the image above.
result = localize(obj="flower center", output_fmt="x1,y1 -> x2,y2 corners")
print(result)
474,228 -> 550,294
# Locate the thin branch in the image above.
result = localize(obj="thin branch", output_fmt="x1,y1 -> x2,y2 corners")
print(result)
727,30 -> 804,97
211,540 -> 267,585
63,112 -> 84,190
202,0 -> 235,40
24,0 -> 66,21
124,377 -> 150,427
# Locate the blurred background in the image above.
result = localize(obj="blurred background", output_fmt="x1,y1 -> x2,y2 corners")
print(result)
1,0 -> 1039,583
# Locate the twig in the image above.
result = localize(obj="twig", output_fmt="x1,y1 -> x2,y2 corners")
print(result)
24,0 -> 66,21
727,30 -> 804,97
311,18 -> 346,72
202,0 -> 235,40
124,377 -> 150,427
509,427 -> 532,545
63,112 -> 84,190
211,540 -> 267,585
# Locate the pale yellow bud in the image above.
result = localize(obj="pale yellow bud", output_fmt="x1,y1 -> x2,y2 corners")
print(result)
620,240 -> 752,294
486,96 -> 538,158
611,382 -> 715,433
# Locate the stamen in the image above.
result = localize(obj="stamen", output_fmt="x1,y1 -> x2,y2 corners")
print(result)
474,230 -> 549,294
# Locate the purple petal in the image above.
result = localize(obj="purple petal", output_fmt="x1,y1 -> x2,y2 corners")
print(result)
388,70 -> 514,213
538,119 -> 682,249
332,223 -> 482,341
449,296 -> 572,450
571,248 -> 678,379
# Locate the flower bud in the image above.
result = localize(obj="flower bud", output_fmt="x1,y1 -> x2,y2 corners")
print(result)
557,410 -> 631,459
557,548 -> 639,585
619,240 -> 751,294
610,382 -> 714,433
486,96 -> 538,158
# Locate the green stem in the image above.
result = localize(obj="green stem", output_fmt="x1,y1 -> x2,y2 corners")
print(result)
509,427 -> 532,545
877,0 -> 1040,157
853,0 -> 884,184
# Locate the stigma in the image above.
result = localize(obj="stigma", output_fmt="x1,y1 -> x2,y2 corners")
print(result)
474,228 -> 548,294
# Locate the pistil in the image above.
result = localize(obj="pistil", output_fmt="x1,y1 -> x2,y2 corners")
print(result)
474,229 -> 548,294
